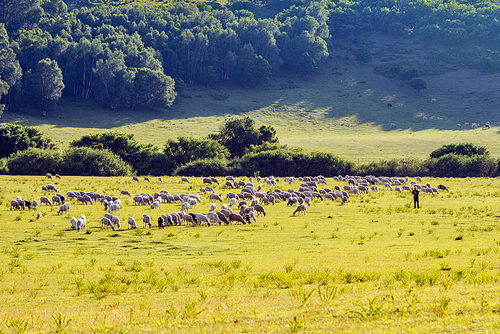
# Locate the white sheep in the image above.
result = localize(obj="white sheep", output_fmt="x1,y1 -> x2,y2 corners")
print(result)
195,214 -> 210,227
254,204 -> 266,216
132,176 -> 140,182
143,214 -> 152,228
101,217 -> 114,230
108,203 -> 121,214
111,216 -> 121,229
57,203 -> 70,215
55,174 -> 61,179
128,217 -> 138,229
210,203 -> 217,212
229,198 -> 236,207
158,177 -> 163,183
209,194 -> 222,202
70,217 -> 77,229
293,204 -> 307,216
181,177 -> 190,183
207,211 -> 221,225
120,190 -> 131,197
52,195 -> 62,205
181,202 -> 191,212
32,200 -> 39,209
247,211 -> 257,223
151,200 -> 161,209
36,212 -> 42,220
40,196 -> 52,206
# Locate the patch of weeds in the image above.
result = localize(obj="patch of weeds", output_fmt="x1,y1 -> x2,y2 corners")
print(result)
432,296 -> 451,317
350,296 -> 386,319
55,230 -> 64,237
440,262 -> 452,271
288,315 -> 304,333
85,228 -> 92,234
455,234 -> 464,240
125,261 -> 142,272
317,284 -> 338,303
291,284 -> 316,307
52,312 -> 72,333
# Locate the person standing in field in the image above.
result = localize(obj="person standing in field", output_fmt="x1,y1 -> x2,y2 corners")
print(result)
412,187 -> 419,209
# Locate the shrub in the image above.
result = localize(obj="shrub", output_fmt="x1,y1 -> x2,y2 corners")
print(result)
173,158 -> 234,177
60,147 -> 133,176
7,148 -> 62,175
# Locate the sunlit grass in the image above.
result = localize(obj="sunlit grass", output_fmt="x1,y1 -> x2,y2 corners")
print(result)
0,175 -> 500,331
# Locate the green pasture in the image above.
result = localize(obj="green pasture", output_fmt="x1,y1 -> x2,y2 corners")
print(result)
0,175 -> 500,332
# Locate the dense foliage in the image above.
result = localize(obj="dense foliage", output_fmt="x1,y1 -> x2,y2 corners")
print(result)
7,148 -> 62,175
0,123 -> 56,158
61,146 -> 133,176
3,0 -> 500,113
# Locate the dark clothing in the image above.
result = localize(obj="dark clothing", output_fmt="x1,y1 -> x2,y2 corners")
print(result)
412,189 -> 419,209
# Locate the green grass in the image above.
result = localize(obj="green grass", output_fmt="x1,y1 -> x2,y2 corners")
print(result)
2,36 -> 500,165
1,175 -> 500,332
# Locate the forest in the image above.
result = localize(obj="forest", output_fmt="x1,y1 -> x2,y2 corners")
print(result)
2,0 -> 500,114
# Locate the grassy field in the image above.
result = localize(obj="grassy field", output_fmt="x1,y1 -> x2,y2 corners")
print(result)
1,175 -> 500,332
2,37 -> 500,164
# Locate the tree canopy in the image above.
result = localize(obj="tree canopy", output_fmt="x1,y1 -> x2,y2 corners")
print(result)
208,116 -> 279,157
0,124 -> 56,159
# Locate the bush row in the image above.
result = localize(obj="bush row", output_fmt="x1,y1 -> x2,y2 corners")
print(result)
2,144 -> 498,178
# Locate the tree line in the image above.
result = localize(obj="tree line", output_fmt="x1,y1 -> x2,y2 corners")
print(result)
2,0 -> 500,115
0,120 -> 498,178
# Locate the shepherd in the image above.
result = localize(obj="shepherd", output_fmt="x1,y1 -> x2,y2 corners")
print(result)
412,187 -> 420,209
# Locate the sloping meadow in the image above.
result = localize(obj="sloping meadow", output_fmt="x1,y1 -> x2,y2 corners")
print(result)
1,175 -> 500,332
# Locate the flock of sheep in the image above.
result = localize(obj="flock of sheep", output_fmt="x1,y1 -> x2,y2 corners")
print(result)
8,174 -> 447,232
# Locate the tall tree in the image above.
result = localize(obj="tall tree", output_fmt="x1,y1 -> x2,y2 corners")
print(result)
0,24 -> 22,113
132,68 -> 176,110
208,116 -> 279,157
31,58 -> 65,111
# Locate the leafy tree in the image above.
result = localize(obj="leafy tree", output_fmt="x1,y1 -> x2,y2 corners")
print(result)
30,58 -> 65,111
132,68 -> 176,110
0,124 -> 56,158
0,24 -> 22,113
164,137 -> 230,174
95,50 -> 135,109
69,132 -> 157,174
430,143 -> 488,159
409,77 -> 426,95
208,116 -> 279,157
7,148 -> 62,175
0,0 -> 42,32
61,147 -> 133,176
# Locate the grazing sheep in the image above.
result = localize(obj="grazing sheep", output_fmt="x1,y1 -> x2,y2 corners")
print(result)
181,202 -> 191,212
225,181 -> 234,188
229,198 -> 237,207
457,124 -> 462,129
77,214 -> 86,232
304,198 -> 312,206
42,186 -> 47,191
128,217 -> 138,229
341,196 -> 349,205
37,212 -> 42,220
46,184 -> 58,192
158,177 -> 163,183
324,193 -> 336,201
108,203 -> 121,214
248,211 -> 257,223
10,200 -> 20,210
111,216 -> 121,229
132,176 -> 140,182
24,200 -> 32,210
70,217 -> 77,230
195,213 -> 210,227
205,186 -> 215,194
32,200 -> 39,209
293,204 -> 307,216
120,190 -> 131,197
210,177 -> 220,185
394,186 -> 402,193
101,217 -> 114,230
55,174 -> 61,179
210,203 -> 217,212
207,211 -> 221,225
203,178 -> 212,185
183,214 -> 194,225
158,216 -> 166,229
431,98 -> 437,103
46,173 -> 53,179
52,195 -> 62,205
151,200 -> 161,210
423,116 -> 428,121
217,212 -> 230,225
181,177 -> 190,183
390,123 -> 396,128
57,203 -> 70,215
143,214 -> 152,228
40,196 -> 52,206
209,194 -> 222,202
144,177 -> 151,182
228,213 -> 249,225
437,184 -> 449,191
